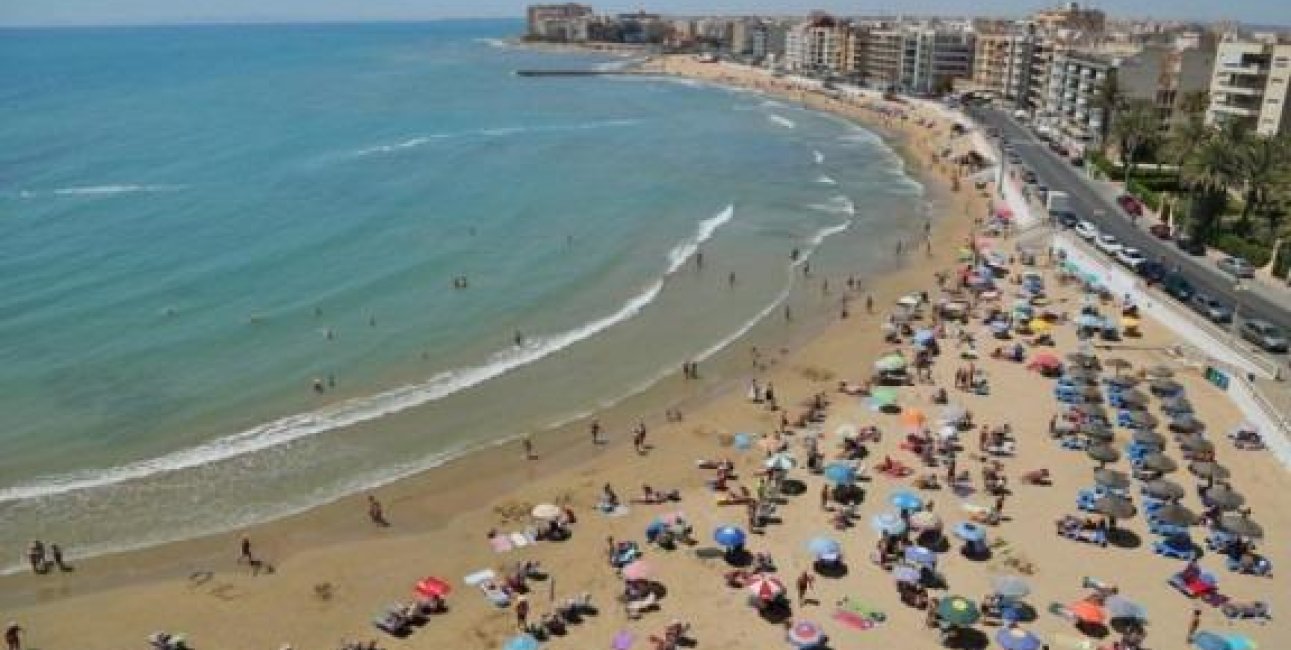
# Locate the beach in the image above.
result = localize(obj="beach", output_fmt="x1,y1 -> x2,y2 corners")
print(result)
3,54 -> 1287,650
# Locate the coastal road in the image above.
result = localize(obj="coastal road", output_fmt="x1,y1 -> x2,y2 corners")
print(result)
968,106 -> 1291,349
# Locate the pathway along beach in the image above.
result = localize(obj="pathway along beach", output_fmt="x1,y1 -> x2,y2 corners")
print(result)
2,57 -> 1286,650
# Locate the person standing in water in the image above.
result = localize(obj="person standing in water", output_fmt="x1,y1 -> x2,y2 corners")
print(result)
590,419 -> 603,445
368,495 -> 388,527
513,330 -> 524,347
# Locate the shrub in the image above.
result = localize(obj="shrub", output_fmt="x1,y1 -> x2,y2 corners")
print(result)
1212,234 -> 1272,267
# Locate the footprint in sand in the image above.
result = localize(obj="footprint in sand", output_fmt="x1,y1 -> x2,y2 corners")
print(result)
208,583 -> 242,601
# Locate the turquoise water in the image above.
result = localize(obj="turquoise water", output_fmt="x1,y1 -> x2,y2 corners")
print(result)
0,20 -> 927,567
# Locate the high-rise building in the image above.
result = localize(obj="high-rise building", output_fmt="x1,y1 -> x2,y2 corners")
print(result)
854,22 -> 975,94
784,13 -> 851,73
525,3 -> 595,41
1206,38 -> 1291,136
1031,2 -> 1106,37
1045,50 -> 1116,143
973,27 -> 1036,106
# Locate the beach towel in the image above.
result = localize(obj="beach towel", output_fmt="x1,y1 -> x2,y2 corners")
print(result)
463,569 -> 495,586
837,598 -> 887,622
611,630 -> 635,650
832,610 -> 876,630
489,536 -> 513,553
510,531 -> 534,548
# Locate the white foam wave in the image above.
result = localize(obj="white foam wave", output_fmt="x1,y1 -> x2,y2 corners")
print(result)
816,175 -> 837,185
350,120 -> 642,158
813,150 -> 825,164
46,184 -> 185,197
666,204 -> 734,274
767,114 -> 796,129
808,221 -> 852,246
475,37 -> 512,49
0,279 -> 666,503
807,195 -> 855,216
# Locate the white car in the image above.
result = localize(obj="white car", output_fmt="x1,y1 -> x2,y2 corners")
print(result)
1074,221 -> 1099,240
1115,247 -> 1146,269
1095,234 -> 1122,255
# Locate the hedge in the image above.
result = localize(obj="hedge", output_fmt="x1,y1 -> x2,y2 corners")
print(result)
1212,233 -> 1272,267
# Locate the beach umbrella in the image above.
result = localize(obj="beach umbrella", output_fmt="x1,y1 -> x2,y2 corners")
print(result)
904,545 -> 937,567
996,627 -> 1043,650
892,564 -> 922,583
531,503 -> 563,521
1117,389 -> 1149,406
909,510 -> 941,531
1106,375 -> 1139,388
1104,358 -> 1132,375
1093,469 -> 1130,490
1105,595 -> 1147,621
1092,496 -> 1136,519
1029,353 -> 1061,369
733,432 -> 754,450
870,512 -> 907,537
914,329 -> 936,345
1066,600 -> 1107,625
937,595 -> 981,626
621,559 -> 652,581
1082,424 -> 1114,442
1147,365 -> 1174,378
746,574 -> 786,601
1076,314 -> 1102,329
900,408 -> 927,431
765,452 -> 797,471
1079,386 -> 1103,399
875,354 -> 907,372
991,320 -> 1012,335
953,521 -> 987,542
713,525 -> 747,548
503,634 -> 540,650
414,576 -> 452,599
991,575 -> 1031,598
1153,502 -> 1198,527
1131,429 -> 1165,447
1177,432 -> 1208,449
940,404 -> 967,424
1086,444 -> 1120,465
1219,514 -> 1263,539
868,387 -> 899,410
806,537 -> 841,559
1205,485 -> 1245,511
786,620 -> 825,648
1142,479 -> 1184,501
1139,452 -> 1178,474
1182,438 -> 1215,455
1029,318 -> 1052,333
890,490 -> 923,512
1189,461 -> 1230,481
1066,352 -> 1099,367
824,463 -> 857,486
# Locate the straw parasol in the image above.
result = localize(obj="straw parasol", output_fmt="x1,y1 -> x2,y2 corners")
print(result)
1169,415 -> 1205,433
1150,378 -> 1183,395
1142,479 -> 1184,501
1125,411 -> 1158,428
1092,496 -> 1136,519
1138,452 -> 1178,474
1117,389 -> 1149,406
1086,444 -> 1120,465
1082,424 -> 1115,442
1205,485 -> 1245,511
1152,502 -> 1198,527
1105,375 -> 1139,388
1146,365 -> 1174,378
1219,513 -> 1263,539
1093,469 -> 1130,490
1131,429 -> 1165,447
1188,461 -> 1230,481
1182,439 -> 1215,456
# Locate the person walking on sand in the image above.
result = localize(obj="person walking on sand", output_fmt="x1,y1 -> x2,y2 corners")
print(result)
5,622 -> 21,650
1186,608 -> 1200,643
515,595 -> 530,631
522,435 -> 535,460
865,294 -> 874,314
796,571 -> 816,606
368,495 -> 388,527
238,536 -> 254,565
820,484 -> 831,511
633,421 -> 648,454
590,419 -> 603,445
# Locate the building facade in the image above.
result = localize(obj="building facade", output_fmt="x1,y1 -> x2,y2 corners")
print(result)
973,29 -> 1036,106
1045,50 -> 1115,143
784,14 -> 851,74
1206,39 -> 1291,136
526,3 -> 595,41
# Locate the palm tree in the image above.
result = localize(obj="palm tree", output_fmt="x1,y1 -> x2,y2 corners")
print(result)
1180,125 -> 1241,241
1233,131 -> 1291,234
1094,75 -> 1128,146
1110,99 -> 1162,190
1177,89 -> 1209,118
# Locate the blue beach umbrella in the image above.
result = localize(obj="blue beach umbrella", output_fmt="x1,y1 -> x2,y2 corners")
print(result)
713,525 -> 746,548
870,512 -> 907,536
1223,635 -> 1256,650
914,329 -> 936,344
996,627 -> 1042,650
890,490 -> 923,512
990,320 -> 1011,334
953,521 -> 987,542
991,575 -> 1031,599
904,545 -> 937,567
1191,632 -> 1232,650
823,463 -> 857,485
504,634 -> 540,650
733,433 -> 754,450
807,536 -> 841,558
646,519 -> 666,538
891,563 -> 922,583
1077,314 -> 1103,329
1105,595 -> 1147,622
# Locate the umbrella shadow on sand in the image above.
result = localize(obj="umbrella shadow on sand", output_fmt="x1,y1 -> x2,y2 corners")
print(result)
756,598 -> 794,624
780,479 -> 808,496
944,626 -> 990,649
813,558 -> 849,578
1106,529 -> 1142,549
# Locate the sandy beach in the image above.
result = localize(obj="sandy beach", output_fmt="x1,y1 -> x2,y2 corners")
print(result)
3,56 -> 1285,650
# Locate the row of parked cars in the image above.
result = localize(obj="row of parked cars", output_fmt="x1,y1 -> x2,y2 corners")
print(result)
1066,216 -> 1287,353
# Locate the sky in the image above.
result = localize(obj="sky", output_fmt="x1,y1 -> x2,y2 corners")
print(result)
0,0 -> 1286,28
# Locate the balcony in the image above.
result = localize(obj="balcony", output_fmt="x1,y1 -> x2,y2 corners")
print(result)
1210,103 -> 1259,118
1215,83 -> 1263,97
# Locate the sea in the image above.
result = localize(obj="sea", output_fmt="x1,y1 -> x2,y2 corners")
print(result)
0,20 -> 929,571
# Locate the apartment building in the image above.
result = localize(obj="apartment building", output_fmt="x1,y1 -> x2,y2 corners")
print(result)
973,29 -> 1036,106
858,25 -> 904,88
1032,2 -> 1106,37
852,23 -> 974,94
1206,39 -> 1291,136
784,14 -> 851,73
1045,50 -> 1116,143
525,3 -> 595,41
1115,44 -> 1215,125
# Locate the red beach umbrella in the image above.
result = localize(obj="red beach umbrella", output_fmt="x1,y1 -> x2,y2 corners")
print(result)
746,575 -> 786,602
414,576 -> 452,599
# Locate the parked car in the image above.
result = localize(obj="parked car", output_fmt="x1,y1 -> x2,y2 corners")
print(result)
1008,153 -> 1022,164
1095,233 -> 1123,255
1216,256 -> 1256,279
1173,232 -> 1206,256
1239,320 -> 1289,353
1069,156 -> 1085,167
1074,221 -> 1099,240
1114,247 -> 1147,269
1188,293 -> 1233,324
1117,194 -> 1144,217
1137,260 -> 1167,284
1022,170 -> 1038,184
1148,223 -> 1172,239
1163,271 -> 1195,301
1053,211 -> 1079,228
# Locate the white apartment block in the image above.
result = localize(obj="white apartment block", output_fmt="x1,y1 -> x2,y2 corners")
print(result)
785,15 -> 850,73
1206,39 -> 1291,136
973,30 -> 1035,106
1044,50 -> 1114,143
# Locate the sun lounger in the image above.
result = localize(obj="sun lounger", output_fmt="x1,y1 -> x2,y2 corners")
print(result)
1153,537 -> 1197,561
1226,554 -> 1272,576
464,568 -> 495,586
1169,567 -> 1217,599
625,592 -> 659,618
479,580 -> 511,608
1055,516 -> 1107,547
1222,601 -> 1271,621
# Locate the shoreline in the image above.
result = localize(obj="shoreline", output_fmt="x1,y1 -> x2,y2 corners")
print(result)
1,54 -> 995,646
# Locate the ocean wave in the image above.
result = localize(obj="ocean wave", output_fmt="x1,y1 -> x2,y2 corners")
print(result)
475,37 -> 512,50
349,119 -> 642,157
815,175 -> 837,185
767,114 -> 796,129
665,204 -> 734,274
0,278 -> 666,503
17,184 -> 187,198
807,195 -> 855,216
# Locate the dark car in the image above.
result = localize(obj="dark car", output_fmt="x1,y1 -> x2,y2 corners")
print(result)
1163,271 -> 1195,301
1174,232 -> 1207,256
1069,156 -> 1085,167
1022,170 -> 1038,184
1053,211 -> 1079,228
1148,223 -> 1171,239
1188,293 -> 1233,324
1137,260 -> 1167,284
1117,194 -> 1144,217
1239,320 -> 1289,353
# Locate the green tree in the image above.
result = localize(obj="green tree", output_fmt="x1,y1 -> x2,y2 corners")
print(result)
1094,74 -> 1127,145
1177,89 -> 1209,118
1233,131 -> 1291,234
1180,124 -> 1241,241
1110,99 -> 1162,191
